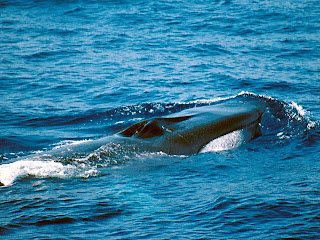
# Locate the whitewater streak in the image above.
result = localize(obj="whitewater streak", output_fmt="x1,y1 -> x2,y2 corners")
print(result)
0,159 -> 98,186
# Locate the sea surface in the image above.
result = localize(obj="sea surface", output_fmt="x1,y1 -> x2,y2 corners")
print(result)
1,0 -> 320,239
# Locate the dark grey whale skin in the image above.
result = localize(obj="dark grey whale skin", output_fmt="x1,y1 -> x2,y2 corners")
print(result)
117,99 -> 266,155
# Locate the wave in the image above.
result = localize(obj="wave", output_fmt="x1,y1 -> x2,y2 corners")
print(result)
0,92 -> 318,186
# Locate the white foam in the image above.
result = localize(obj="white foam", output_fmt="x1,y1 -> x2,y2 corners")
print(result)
238,91 -> 283,102
200,129 -> 244,153
289,101 -> 306,116
0,160 -> 97,186
52,139 -> 93,150
183,95 -> 238,105
288,101 -> 316,129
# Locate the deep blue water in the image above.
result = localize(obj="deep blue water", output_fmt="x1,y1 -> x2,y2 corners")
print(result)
1,0 -> 320,239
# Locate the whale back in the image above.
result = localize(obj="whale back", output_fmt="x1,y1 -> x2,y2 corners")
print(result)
118,100 -> 266,155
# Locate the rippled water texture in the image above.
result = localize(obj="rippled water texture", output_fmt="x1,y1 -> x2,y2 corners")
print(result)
1,0 -> 320,239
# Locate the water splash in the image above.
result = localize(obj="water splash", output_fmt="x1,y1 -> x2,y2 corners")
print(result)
0,160 -> 98,186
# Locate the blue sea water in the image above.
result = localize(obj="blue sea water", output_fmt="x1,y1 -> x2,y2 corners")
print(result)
1,0 -> 320,239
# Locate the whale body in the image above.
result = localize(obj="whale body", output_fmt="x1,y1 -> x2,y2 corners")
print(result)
1,99 -> 266,160
117,99 -> 265,155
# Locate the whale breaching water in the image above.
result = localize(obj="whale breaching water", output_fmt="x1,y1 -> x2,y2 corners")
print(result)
0,98 -> 265,186
117,99 -> 265,155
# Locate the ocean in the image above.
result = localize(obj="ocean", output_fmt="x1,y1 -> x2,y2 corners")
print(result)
1,0 -> 320,239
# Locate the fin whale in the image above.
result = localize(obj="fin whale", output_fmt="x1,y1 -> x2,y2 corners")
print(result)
61,98 -> 264,156
8,99 -> 266,159
117,99 -> 265,155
